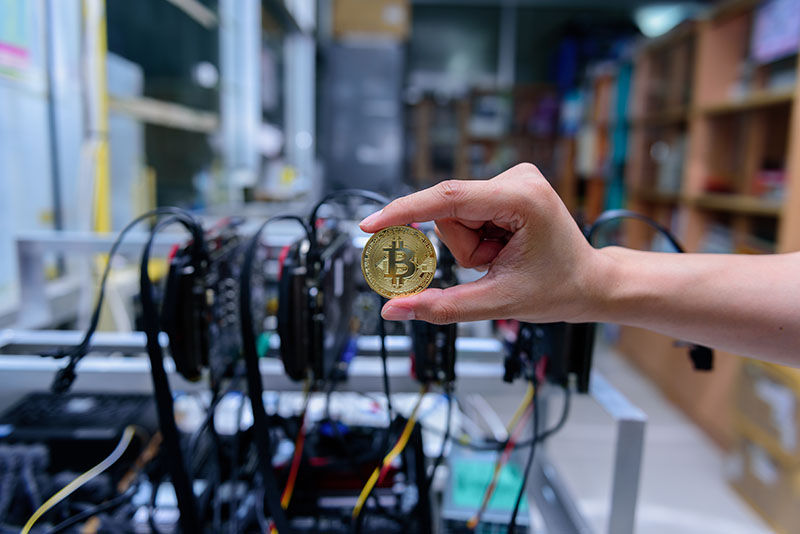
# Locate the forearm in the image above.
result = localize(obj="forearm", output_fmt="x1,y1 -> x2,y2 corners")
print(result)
588,247 -> 800,366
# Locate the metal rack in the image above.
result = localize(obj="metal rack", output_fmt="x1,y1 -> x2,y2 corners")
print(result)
0,329 -> 646,534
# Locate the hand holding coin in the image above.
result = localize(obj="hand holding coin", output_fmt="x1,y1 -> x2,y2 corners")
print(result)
359,164 -> 601,325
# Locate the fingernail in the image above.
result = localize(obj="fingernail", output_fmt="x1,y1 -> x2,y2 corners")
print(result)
360,209 -> 383,228
382,303 -> 415,321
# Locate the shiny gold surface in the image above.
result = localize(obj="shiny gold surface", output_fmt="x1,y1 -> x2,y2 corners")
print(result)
361,226 -> 436,299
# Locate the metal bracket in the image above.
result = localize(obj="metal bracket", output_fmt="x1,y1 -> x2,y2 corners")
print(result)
0,329 -> 646,534
590,372 -> 647,534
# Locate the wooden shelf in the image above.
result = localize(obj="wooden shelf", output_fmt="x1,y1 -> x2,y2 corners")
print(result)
616,0 -> 800,460
698,90 -> 795,116
632,188 -> 681,204
630,107 -> 689,127
467,134 -> 553,144
687,193 -> 783,217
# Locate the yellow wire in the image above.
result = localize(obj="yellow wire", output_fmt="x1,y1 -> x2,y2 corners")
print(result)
352,385 -> 429,519
21,426 -> 137,534
467,383 -> 535,530
506,383 -> 534,433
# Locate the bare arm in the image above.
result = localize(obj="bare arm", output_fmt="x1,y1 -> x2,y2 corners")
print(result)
595,247 -> 800,366
359,163 -> 800,366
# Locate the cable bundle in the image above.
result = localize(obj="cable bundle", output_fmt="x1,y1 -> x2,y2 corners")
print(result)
352,385 -> 430,521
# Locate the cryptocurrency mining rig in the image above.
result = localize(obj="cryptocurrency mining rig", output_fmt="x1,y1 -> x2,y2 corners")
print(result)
0,192 -> 713,534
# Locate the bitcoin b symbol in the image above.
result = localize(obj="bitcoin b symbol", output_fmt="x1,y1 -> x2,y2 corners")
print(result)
383,239 -> 416,287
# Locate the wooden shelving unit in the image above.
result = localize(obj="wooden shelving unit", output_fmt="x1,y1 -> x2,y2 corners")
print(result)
624,20 -> 695,251
555,60 -> 631,222
687,192 -> 783,217
698,90 -> 794,115
618,0 -> 800,449
454,85 -> 560,182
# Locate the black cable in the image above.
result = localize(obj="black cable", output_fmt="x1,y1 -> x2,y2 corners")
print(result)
44,486 -> 137,534
0,450 -> 16,524
308,189 -> 390,244
187,370 -> 246,459
308,189 -> 389,263
586,209 -> 684,252
425,389 -> 452,492
204,381 -> 224,534
508,384 -> 538,534
255,487 -> 270,533
378,309 -> 394,424
240,215 -> 311,534
20,450 -> 43,511
511,383 -> 570,450
140,215 -> 204,534
229,391 -> 247,534
423,384 -> 568,453
353,300 -> 397,533
323,380 -> 392,520
48,207 -> 197,393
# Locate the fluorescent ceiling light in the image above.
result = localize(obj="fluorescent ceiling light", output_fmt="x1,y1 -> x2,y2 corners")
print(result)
634,4 -> 701,38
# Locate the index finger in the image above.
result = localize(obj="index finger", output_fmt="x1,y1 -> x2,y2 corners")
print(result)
359,179 -> 500,232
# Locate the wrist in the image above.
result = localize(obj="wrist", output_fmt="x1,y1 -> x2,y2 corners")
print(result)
572,246 -> 630,324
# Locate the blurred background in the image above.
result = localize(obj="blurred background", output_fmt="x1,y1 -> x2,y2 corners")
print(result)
1,0 -> 800,532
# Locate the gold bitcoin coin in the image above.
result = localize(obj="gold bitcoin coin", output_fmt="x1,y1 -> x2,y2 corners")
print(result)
361,225 -> 437,299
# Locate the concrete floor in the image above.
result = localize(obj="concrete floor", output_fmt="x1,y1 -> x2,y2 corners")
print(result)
481,342 -> 772,534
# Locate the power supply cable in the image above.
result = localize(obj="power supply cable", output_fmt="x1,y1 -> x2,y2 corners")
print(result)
187,370 -> 247,461
425,388 -> 453,492
378,309 -> 394,424
228,389 -> 247,534
508,384 -> 539,534
280,380 -> 312,510
240,215 -> 311,534
498,383 -> 571,451
139,215 -> 205,534
467,387 -> 534,530
44,484 -> 137,534
266,381 -> 312,534
21,426 -> 137,534
308,189 -> 390,251
352,385 -> 429,522
47,206 -> 199,393
586,209 -> 684,252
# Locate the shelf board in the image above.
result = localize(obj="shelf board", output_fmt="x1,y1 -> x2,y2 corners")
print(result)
708,0 -> 761,22
164,0 -> 217,28
632,189 -> 681,205
698,90 -> 795,116
630,107 -> 689,127
687,193 -> 783,217
467,134 -> 554,144
109,96 -> 219,133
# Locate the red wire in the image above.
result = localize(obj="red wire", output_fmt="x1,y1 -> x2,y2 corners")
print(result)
280,413 -> 307,508
468,401 -> 534,530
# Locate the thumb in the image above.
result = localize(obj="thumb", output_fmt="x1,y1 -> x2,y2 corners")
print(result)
381,277 -> 502,324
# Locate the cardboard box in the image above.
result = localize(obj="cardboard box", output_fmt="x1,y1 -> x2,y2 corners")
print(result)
333,0 -> 410,40
736,360 -> 800,465
729,435 -> 800,534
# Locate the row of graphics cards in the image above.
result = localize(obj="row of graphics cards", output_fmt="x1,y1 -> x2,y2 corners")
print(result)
19,192 -> 459,534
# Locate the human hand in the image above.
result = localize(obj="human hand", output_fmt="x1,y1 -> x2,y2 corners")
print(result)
359,163 -> 606,324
